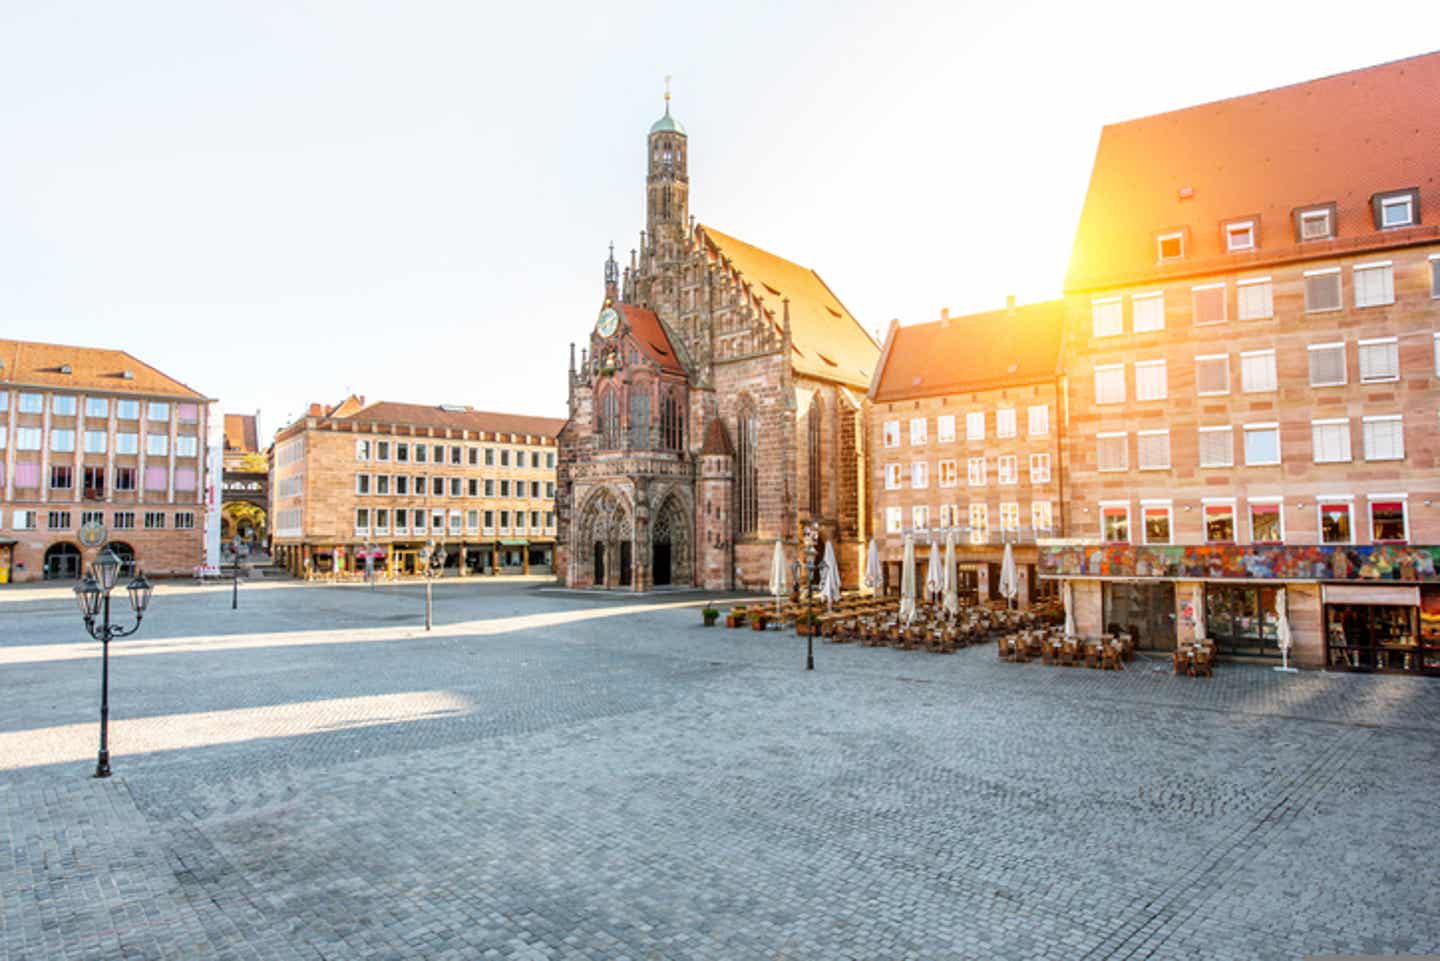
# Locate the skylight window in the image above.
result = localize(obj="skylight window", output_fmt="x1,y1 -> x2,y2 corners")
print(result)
1224,220 -> 1255,251
1157,232 -> 1185,261
1373,189 -> 1419,230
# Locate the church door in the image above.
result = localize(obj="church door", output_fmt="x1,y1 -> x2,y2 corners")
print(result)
619,541 -> 632,587
593,541 -> 605,586
653,541 -> 672,587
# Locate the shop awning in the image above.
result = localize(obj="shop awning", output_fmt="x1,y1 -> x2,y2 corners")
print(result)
500,539 -> 528,546
1322,584 -> 1419,606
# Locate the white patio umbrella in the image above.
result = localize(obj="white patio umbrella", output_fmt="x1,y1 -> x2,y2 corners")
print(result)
769,539 -> 788,621
1274,586 -> 1297,673
926,540 -> 943,604
819,541 -> 842,611
942,531 -> 959,617
1064,580 -> 1077,638
899,534 -> 917,625
864,539 -> 882,595
1192,585 -> 1206,642
998,541 -> 1019,609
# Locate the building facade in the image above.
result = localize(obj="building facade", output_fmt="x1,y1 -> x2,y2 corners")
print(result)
0,339 -> 211,583
869,300 -> 1066,607
221,412 -> 267,545
270,400 -> 563,578
556,94 -> 879,591
1042,52 -> 1440,673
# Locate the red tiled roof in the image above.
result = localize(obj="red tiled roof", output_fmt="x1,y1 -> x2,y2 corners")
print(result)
1066,51 -> 1440,292
0,338 -> 207,399
223,414 -> 259,452
341,401 -> 565,437
870,301 -> 1064,403
618,304 -> 685,374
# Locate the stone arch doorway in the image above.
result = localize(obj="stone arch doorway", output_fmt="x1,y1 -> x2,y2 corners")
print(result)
44,542 -> 82,580
593,540 -> 605,585
576,487 -> 634,589
651,493 -> 690,587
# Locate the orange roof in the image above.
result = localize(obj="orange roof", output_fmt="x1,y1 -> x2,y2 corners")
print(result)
699,225 -> 878,388
0,338 -> 207,399
340,401 -> 565,438
619,304 -> 685,374
224,414 -> 259,452
870,301 -> 1063,403
1067,51 -> 1440,292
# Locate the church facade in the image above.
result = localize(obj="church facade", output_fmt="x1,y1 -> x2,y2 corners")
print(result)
556,96 -> 879,592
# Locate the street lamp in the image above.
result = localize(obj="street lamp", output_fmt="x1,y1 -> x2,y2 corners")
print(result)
73,548 -> 152,778
790,520 -> 820,671
419,538 -> 446,630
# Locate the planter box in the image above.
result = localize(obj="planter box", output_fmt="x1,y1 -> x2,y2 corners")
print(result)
750,616 -> 769,631
725,614 -> 748,629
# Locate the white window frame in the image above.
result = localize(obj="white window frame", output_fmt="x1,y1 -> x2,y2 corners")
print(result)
965,411 -> 985,442
1094,364 -> 1126,405
999,502 -> 1020,533
1030,501 -> 1053,536
885,506 -> 903,534
937,459 -> 957,488
1225,220 -> 1255,251
1027,405 -> 1048,436
1202,496 -> 1239,544
1131,291 -> 1165,333
1136,429 -> 1171,471
1303,266 -> 1342,313
909,417 -> 928,446
1299,207 -> 1332,241
1096,432 -> 1128,473
1311,418 -> 1352,464
995,408 -> 1017,439
882,420 -> 900,449
1379,194 -> 1415,229
1317,496 -> 1355,545
1367,493 -> 1409,543
911,462 -> 929,489
1192,282 -> 1227,326
911,505 -> 929,531
1091,297 -> 1123,338
967,456 -> 986,487
355,439 -> 371,461
1139,499 -> 1173,546
1029,453 -> 1051,484
1357,336 -> 1399,384
1361,414 -> 1405,462
936,414 -> 956,444
1239,349 -> 1277,394
1156,231 -> 1185,262
997,454 -> 1018,485
1242,422 -> 1281,467
885,464 -> 903,490
1198,426 -> 1234,468
1134,359 -> 1167,402
1308,342 -> 1347,387
968,503 -> 988,545
1235,276 -> 1273,320
1099,500 -> 1131,544
1431,253 -> 1440,299
1195,354 -> 1230,396
1248,496 -> 1285,545
1353,261 -> 1395,308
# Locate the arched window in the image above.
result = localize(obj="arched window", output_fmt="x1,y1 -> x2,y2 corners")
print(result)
629,387 -> 651,449
598,388 -> 620,449
661,388 -> 684,451
807,395 -> 823,516
736,399 -> 759,535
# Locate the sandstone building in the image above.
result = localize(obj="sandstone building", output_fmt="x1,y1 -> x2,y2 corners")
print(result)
556,95 -> 879,591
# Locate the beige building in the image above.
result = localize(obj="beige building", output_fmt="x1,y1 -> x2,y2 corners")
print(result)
270,399 -> 564,577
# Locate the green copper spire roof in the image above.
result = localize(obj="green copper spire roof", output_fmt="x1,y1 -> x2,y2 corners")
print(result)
650,77 -> 685,135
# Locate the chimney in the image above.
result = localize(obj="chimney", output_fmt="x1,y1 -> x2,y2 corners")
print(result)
1006,294 -> 1016,316
308,403 -> 323,417
940,307 -> 950,328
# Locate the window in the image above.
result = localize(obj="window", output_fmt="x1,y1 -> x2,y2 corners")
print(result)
1096,433 -> 1127,472
1094,365 -> 1125,405
144,511 -> 166,530
449,509 -> 462,534
432,509 -> 444,532
737,401 -> 760,535
546,452 -> 555,469
1240,350 -> 1277,393
910,462 -> 928,489
967,457 -> 986,486
116,399 -> 139,420
1029,453 -> 1050,483
937,504 -> 953,529
1196,355 -> 1229,395
144,466 -> 166,491
50,465 -> 73,489
0,390 -> 6,413
1358,337 -> 1399,383
18,392 -> 43,413
12,462 -> 38,489
882,420 -> 900,448
885,506 -> 902,534
936,415 -> 956,443
912,505 -> 929,530
355,473 -> 371,495
1141,502 -> 1172,544
965,411 -> 985,441
450,446 -> 462,465
354,508 -> 369,534
376,475 -> 390,495
1376,191 -> 1416,229
482,478 -> 493,496
1101,504 -> 1129,543
15,427 -> 41,450
432,444 -> 444,463
466,510 -> 479,533
1134,360 -> 1167,401
396,443 -> 410,463
48,510 -> 72,530
546,512 -> 555,529
174,512 -> 196,530
84,430 -> 107,453
1369,497 -> 1407,542
413,509 -> 427,532
13,510 -> 36,530
112,511 -> 134,530
1304,268 -> 1342,312
1204,502 -> 1236,543
483,447 -> 494,466
50,429 -> 75,452
1027,405 -> 1048,436
175,436 -> 198,457
1243,423 -> 1281,466
1132,292 -> 1164,332
1137,430 -> 1170,470
147,402 -> 169,422
1198,427 -> 1234,468
1433,256 -> 1440,299
1298,207 -> 1333,241
937,460 -> 957,487
1224,220 -> 1255,251
396,475 -> 409,496
1308,342 -> 1347,387
52,394 -> 77,416
999,502 -> 1019,534
415,444 -> 428,463
807,397 -> 823,515
546,481 -> 555,498
175,467 -> 196,492
483,510 -> 495,532
146,434 -> 168,456
0,425 -> 6,449
629,390 -> 651,448
997,455 -> 1017,485
968,503 -> 989,544
1193,284 -> 1226,325
1353,262 -> 1394,307
1157,232 -> 1184,261
1362,415 -> 1404,461
467,478 -> 479,497
464,446 -> 475,466
376,441 -> 390,462
114,467 -> 136,491
450,477 -> 462,497
82,466 -> 105,498
1031,501 -> 1053,535
909,417 -> 927,446
1236,277 -> 1272,320
1312,419 -> 1352,463
1092,298 -> 1122,338
995,408 -> 1016,439
178,404 -> 198,424
432,476 -> 444,496
1249,501 -> 1283,544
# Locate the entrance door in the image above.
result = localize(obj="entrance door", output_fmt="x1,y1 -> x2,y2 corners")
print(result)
1103,582 -> 1177,650
44,543 -> 82,580
593,542 -> 605,585
1205,585 -> 1280,658
619,541 -> 632,587
653,542 -> 672,586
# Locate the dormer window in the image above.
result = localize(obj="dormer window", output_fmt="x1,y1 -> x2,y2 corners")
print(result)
1296,205 -> 1335,242
1157,231 -> 1185,262
1224,220 -> 1255,252
1373,189 -> 1419,230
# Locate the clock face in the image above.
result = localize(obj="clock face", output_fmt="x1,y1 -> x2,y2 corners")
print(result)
596,306 -> 620,338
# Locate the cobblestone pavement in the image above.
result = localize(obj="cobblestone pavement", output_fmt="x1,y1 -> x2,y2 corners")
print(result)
2,580 -> 1438,960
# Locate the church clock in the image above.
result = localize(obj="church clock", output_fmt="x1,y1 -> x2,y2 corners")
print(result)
596,306 -> 620,339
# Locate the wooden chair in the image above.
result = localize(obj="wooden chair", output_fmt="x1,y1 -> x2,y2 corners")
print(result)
997,635 -> 1013,661
1192,648 -> 1214,678
1083,643 -> 1102,669
1101,643 -> 1124,672
1172,650 -> 1191,676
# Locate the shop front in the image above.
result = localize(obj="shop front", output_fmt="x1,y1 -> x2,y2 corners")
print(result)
1204,584 -> 1281,658
1102,582 -> 1177,651
1323,584 -> 1440,675
0,539 -> 13,584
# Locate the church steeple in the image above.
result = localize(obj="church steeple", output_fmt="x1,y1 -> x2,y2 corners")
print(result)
646,77 -> 688,246
603,241 -> 619,301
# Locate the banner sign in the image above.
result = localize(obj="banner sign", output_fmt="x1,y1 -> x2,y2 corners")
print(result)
1040,543 -> 1440,583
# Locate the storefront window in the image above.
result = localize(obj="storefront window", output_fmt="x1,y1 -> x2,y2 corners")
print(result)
1370,500 -> 1407,543
1143,506 -> 1171,544
1327,603 -> 1418,672
1204,503 -> 1235,543
1250,503 -> 1282,544
1319,501 -> 1351,544
1420,587 -> 1440,674
1103,582 -> 1176,651
1102,506 -> 1129,543
1205,585 -> 1279,657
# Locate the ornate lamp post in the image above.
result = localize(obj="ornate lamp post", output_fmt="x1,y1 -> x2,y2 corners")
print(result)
790,520 -> 820,671
73,548 -> 153,778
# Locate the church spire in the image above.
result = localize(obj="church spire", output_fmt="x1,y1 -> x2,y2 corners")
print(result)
604,241 -> 619,300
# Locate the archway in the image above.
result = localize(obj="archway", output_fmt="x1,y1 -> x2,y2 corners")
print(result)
109,541 -> 136,577
575,488 -> 633,589
44,543 -> 82,580
651,492 -> 690,587
593,541 -> 606,584
222,501 -> 267,547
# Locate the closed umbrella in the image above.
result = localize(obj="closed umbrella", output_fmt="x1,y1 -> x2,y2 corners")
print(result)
864,539 -> 882,595
1192,585 -> 1206,643
926,540 -> 943,603
999,541 -> 1019,609
899,534 -> 917,625
1064,580 -> 1077,638
820,541 -> 842,611
942,531 -> 959,617
1274,586 -> 1297,673
769,539 -> 788,621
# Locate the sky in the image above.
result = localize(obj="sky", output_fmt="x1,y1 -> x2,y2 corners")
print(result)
1,1 -> 1433,442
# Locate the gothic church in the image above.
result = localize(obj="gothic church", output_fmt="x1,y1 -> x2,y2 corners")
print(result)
556,94 -> 879,591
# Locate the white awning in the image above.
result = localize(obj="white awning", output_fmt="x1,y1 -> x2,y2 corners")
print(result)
1322,584 -> 1419,606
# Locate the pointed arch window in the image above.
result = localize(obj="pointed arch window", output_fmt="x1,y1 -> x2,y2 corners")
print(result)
807,395 -> 823,516
598,388 -> 621,449
629,388 -> 651,449
661,388 -> 685,451
737,400 -> 760,535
